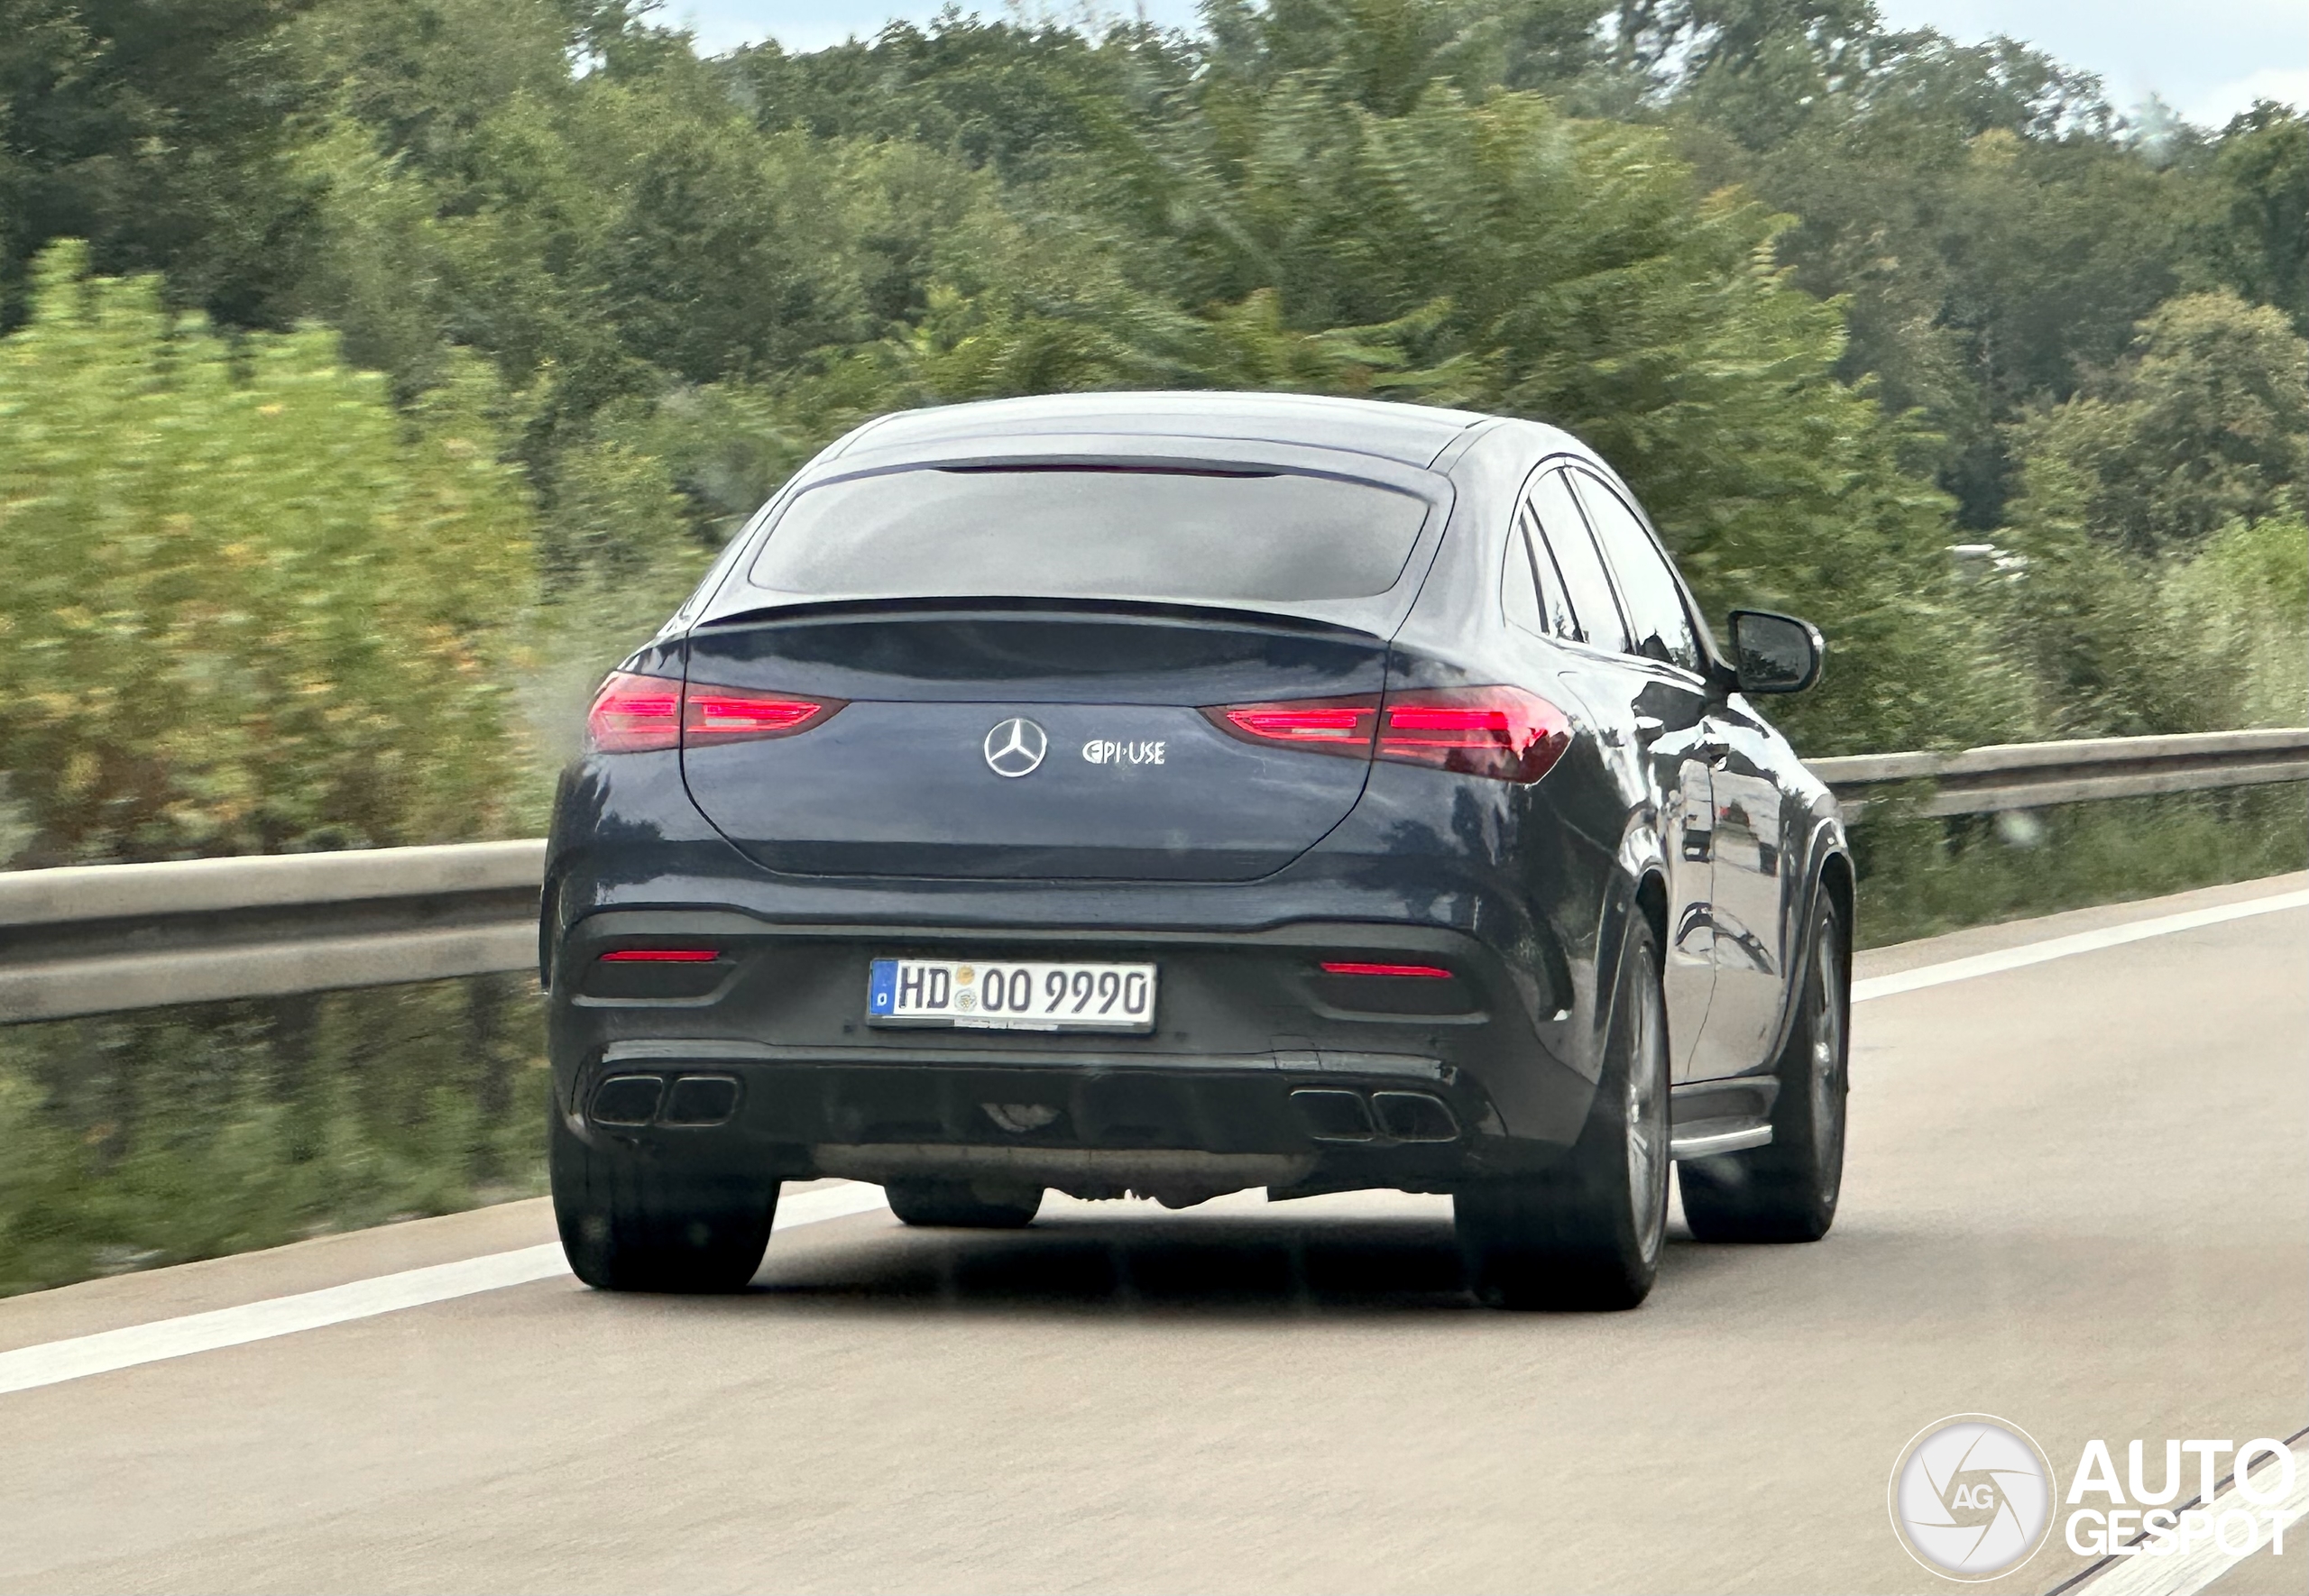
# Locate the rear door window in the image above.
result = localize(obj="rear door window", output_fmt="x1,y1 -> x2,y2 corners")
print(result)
1525,469 -> 1628,653
745,467 -> 1431,603
1569,471 -> 1702,673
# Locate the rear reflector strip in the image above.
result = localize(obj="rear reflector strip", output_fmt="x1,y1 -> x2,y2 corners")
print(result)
598,949 -> 721,963
1319,961 -> 1454,979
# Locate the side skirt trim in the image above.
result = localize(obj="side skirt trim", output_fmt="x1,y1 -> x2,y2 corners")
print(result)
1668,1121 -> 1773,1160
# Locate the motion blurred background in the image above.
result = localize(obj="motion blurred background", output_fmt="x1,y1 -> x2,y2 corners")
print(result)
0,0 -> 2300,1295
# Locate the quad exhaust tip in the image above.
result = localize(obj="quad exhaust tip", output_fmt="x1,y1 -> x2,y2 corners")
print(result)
588,1073 -> 741,1128
1289,1087 -> 1459,1144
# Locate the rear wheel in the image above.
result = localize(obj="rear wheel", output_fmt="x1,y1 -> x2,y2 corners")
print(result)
1678,893 -> 1848,1243
1455,918 -> 1670,1311
885,1179 -> 1044,1229
551,1114 -> 777,1291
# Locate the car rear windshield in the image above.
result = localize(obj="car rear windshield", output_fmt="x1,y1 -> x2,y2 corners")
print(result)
744,467 -> 1431,603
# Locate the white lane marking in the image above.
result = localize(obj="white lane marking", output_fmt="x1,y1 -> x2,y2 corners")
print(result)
0,1182 -> 889,1397
5,885 -> 2302,1398
2057,1440 -> 2308,1596
1853,888 -> 2309,1004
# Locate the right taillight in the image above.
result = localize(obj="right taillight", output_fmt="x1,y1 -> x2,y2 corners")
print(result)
1374,686 -> 1571,784
585,673 -> 844,755
1205,685 -> 1570,784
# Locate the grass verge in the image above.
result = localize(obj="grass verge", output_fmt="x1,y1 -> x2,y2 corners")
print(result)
0,976 -> 546,1298
1848,784 -> 2305,947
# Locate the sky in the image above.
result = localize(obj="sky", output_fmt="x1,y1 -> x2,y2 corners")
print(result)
667,0 -> 2307,128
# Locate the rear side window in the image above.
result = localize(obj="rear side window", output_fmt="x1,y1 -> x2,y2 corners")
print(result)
1570,472 -> 1702,673
1504,498 -> 1579,639
1525,470 -> 1628,653
1501,513 -> 1546,635
745,467 -> 1431,603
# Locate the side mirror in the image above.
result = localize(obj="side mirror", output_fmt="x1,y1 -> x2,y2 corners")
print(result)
1727,610 -> 1824,694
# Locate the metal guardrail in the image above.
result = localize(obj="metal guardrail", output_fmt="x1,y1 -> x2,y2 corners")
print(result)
0,841 -> 543,1024
1809,727 -> 2309,817
1,730 -> 2302,1024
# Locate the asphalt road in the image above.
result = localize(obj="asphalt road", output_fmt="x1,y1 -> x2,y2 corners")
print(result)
3,875 -> 2303,1594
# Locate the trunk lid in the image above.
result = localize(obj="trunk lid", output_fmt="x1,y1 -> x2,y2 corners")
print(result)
680,607 -> 1384,880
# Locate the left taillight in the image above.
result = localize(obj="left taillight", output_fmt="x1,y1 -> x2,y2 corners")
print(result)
586,673 -> 684,753
585,673 -> 844,754
683,686 -> 841,746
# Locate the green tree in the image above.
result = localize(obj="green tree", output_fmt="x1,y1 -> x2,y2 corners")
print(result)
1989,291 -> 2306,737
0,0 -> 327,328
2193,104 -> 2309,335
2007,291 -> 2306,556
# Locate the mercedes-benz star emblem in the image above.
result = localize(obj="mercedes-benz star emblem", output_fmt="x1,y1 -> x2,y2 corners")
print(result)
982,717 -> 1048,778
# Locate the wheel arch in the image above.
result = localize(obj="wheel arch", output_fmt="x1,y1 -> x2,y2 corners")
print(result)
1633,867 -> 1670,957
1582,858 -> 1671,1091
1762,821 -> 1854,1064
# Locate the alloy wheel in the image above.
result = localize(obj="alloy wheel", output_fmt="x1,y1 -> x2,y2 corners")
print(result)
1624,955 -> 1669,1264
1809,921 -> 1848,1206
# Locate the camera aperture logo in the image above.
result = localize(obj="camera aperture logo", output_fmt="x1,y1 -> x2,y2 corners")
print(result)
1890,1416 -> 2056,1580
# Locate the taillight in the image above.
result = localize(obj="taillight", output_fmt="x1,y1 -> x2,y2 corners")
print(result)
683,688 -> 839,745
586,673 -> 683,753
584,673 -> 843,754
1204,686 -> 1570,784
1205,695 -> 1379,759
1375,687 -> 1571,784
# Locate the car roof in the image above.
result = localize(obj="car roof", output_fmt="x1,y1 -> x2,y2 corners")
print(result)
824,390 -> 1497,470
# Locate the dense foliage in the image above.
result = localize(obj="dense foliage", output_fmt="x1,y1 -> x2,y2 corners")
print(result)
0,244 -> 534,866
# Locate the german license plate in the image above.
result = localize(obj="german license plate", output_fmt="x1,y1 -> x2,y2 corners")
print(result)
867,958 -> 1157,1032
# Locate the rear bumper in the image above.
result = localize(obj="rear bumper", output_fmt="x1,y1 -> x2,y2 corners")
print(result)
548,908 -> 1603,1197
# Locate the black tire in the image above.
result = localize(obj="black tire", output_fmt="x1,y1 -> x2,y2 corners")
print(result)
1678,891 -> 1849,1243
1455,917 -> 1670,1310
550,1113 -> 777,1291
884,1178 -> 1044,1229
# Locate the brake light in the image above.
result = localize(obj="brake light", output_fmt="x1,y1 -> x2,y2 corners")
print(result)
1320,961 -> 1453,978
584,673 -> 843,754
598,949 -> 721,963
1375,687 -> 1571,784
1204,686 -> 1570,783
586,673 -> 683,753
